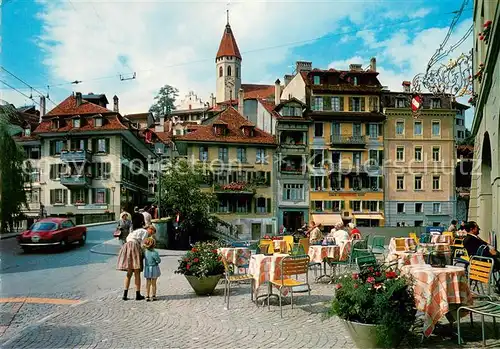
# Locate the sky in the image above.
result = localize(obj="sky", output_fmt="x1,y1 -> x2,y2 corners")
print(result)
1,0 -> 474,126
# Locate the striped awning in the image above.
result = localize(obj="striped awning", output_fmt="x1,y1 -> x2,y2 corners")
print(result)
353,213 -> 384,220
311,214 -> 343,226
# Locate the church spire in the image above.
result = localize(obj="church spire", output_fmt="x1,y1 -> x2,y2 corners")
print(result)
216,6 -> 241,60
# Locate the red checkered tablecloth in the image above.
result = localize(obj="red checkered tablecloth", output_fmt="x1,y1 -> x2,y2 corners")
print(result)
248,254 -> 289,292
386,251 -> 426,268
218,248 -> 251,267
389,237 -> 416,254
402,265 -> 472,337
308,241 -> 351,263
431,235 -> 452,244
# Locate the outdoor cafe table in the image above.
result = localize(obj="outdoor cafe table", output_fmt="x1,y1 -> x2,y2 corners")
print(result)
386,251 -> 426,268
401,264 -> 472,337
218,247 -> 251,267
388,237 -> 416,254
431,234 -> 453,244
248,253 -> 290,301
308,240 -> 351,281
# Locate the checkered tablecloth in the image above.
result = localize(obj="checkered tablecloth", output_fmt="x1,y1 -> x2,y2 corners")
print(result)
431,235 -> 452,244
389,237 -> 416,254
386,251 -> 426,268
218,248 -> 251,267
308,241 -> 351,263
248,254 -> 289,292
272,240 -> 288,253
402,265 -> 472,337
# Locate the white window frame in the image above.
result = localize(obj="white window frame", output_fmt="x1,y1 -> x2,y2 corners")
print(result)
414,146 -> 423,162
283,183 -> 304,201
432,146 -> 441,162
397,202 -> 405,214
396,175 -> 405,190
414,175 -> 423,191
414,120 -> 423,136
432,202 -> 441,214
432,175 -> 441,190
395,120 -> 404,136
331,97 -> 340,111
431,120 -> 441,137
396,146 -> 405,162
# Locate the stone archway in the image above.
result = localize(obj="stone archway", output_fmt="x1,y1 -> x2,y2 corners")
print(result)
478,132 -> 493,238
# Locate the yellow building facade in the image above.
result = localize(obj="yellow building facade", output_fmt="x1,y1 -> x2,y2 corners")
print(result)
304,62 -> 386,228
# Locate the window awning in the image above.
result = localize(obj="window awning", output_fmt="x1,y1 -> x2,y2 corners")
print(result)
311,214 -> 343,226
353,213 -> 384,220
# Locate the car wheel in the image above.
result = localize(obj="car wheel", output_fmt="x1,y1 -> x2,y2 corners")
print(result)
60,239 -> 68,251
79,233 -> 86,246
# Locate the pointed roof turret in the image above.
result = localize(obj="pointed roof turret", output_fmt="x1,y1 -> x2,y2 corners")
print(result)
216,21 -> 242,60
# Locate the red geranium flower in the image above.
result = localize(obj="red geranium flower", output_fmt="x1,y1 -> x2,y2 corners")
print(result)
186,264 -> 191,270
212,249 -> 218,254
375,271 -> 381,277
193,258 -> 199,263
367,276 -> 375,284
352,273 -> 359,280
386,271 -> 397,279
484,20 -> 492,27
335,284 -> 342,290
191,248 -> 198,253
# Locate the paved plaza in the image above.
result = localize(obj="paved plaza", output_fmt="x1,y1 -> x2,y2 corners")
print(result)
0,225 -> 499,348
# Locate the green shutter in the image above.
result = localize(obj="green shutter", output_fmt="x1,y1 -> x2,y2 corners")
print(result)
92,139 -> 97,153
50,190 -> 55,204
365,124 -> 369,135
379,201 -> 385,211
50,141 -> 55,155
361,97 -> 365,111
253,198 -> 257,213
379,176 -> 384,189
105,139 -> 110,153
106,189 -> 110,204
324,200 -> 332,211
341,200 -> 345,209
349,200 -> 352,209
266,198 -> 271,213
106,163 -> 111,179
63,189 -> 68,204
378,124 -> 383,136
50,165 -> 55,179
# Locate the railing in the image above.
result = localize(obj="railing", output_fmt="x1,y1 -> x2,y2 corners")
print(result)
22,202 -> 41,211
329,163 -> 381,173
280,167 -> 305,175
330,135 -> 366,145
60,149 -> 92,163
60,175 -> 92,187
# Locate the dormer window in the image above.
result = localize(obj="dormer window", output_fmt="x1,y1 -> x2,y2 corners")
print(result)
431,98 -> 441,109
313,76 -> 320,85
396,98 -> 406,108
95,117 -> 103,127
213,125 -> 227,136
24,127 -> 31,137
241,125 -> 254,137
52,119 -> 59,129
73,118 -> 81,128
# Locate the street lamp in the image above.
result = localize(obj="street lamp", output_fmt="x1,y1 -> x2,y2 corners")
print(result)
111,186 -> 116,219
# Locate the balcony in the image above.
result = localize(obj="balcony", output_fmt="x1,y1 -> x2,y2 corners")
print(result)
60,175 -> 92,188
279,143 -> 307,154
330,135 -> 366,146
60,150 -> 92,163
213,182 -> 255,195
280,166 -> 306,176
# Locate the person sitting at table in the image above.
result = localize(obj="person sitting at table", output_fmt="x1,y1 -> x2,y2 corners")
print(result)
347,223 -> 361,239
309,223 -> 323,244
332,222 -> 349,244
463,221 -> 500,270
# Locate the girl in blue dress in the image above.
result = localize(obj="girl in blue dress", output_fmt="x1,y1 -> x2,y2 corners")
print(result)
143,237 -> 161,301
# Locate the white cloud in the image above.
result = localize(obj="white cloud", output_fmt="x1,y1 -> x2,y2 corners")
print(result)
32,0 -> 379,114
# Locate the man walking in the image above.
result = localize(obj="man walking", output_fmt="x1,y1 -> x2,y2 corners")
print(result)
142,206 -> 152,226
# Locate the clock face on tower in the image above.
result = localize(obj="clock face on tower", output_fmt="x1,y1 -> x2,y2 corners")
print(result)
225,76 -> 235,88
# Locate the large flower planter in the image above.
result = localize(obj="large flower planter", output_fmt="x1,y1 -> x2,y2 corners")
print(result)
185,274 -> 222,296
341,319 -> 403,348
151,218 -> 170,249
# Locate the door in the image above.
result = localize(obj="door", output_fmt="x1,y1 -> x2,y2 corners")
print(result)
251,223 -> 261,240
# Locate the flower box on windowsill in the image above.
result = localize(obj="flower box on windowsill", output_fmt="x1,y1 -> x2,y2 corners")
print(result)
74,201 -> 86,206
53,203 -> 65,206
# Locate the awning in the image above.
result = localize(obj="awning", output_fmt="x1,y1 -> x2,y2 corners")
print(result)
353,213 -> 384,220
312,214 -> 343,226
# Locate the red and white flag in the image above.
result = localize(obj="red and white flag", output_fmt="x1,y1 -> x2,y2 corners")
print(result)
411,95 -> 422,112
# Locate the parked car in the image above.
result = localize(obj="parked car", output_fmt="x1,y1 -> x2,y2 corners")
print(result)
17,218 -> 86,252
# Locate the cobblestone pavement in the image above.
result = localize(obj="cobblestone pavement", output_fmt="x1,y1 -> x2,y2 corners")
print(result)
1,254 -> 500,348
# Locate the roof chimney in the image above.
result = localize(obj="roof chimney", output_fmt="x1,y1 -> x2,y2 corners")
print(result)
274,79 -> 281,106
113,95 -> 119,113
402,81 -> 411,93
370,57 -> 377,72
75,92 -> 82,107
296,61 -> 312,73
238,88 -> 244,116
284,74 -> 293,87
349,64 -> 362,71
39,96 -> 46,120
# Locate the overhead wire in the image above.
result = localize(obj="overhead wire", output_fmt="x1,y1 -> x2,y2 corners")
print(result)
1,67 -> 57,106
2,6 -> 473,93
0,80 -> 42,108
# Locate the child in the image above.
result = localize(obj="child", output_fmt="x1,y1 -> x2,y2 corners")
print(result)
146,224 -> 156,238
143,237 -> 161,301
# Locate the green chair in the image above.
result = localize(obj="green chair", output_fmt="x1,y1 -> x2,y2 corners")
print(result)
371,236 -> 386,255
356,253 -> 377,271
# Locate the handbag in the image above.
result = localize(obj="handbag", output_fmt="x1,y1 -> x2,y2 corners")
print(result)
113,229 -> 122,238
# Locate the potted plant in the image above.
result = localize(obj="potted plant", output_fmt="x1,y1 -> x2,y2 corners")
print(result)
327,264 -> 416,348
175,241 -> 225,296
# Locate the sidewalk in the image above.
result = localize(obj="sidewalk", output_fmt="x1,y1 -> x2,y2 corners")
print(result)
0,221 -> 115,241
90,238 -> 187,257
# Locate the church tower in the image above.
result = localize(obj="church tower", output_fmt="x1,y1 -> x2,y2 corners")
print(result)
215,12 -> 242,103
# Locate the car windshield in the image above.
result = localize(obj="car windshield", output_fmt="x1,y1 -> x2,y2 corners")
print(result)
30,222 -> 58,231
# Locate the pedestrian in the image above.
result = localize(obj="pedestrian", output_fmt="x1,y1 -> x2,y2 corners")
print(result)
143,237 -> 161,301
116,213 -> 148,301
116,212 -> 131,243
142,206 -> 152,226
448,220 -> 458,233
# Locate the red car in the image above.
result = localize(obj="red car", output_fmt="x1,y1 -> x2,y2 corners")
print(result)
17,218 -> 87,252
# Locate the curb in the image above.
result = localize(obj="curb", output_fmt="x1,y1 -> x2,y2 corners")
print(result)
0,233 -> 20,240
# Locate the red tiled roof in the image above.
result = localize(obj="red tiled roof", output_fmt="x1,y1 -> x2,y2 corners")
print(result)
45,95 -> 114,117
258,99 -> 281,119
216,24 -> 241,60
241,84 -> 274,99
34,115 -> 128,134
174,106 -> 275,145
125,112 -> 150,120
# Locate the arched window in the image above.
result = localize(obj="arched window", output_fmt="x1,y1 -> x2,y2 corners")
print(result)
236,67 -> 240,78
227,66 -> 232,76
219,66 -> 223,77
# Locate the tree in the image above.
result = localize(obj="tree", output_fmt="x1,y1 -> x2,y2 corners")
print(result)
0,106 -> 29,233
149,84 -> 179,118
158,159 -> 218,246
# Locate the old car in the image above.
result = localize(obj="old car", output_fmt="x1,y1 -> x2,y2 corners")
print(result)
17,218 -> 87,252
